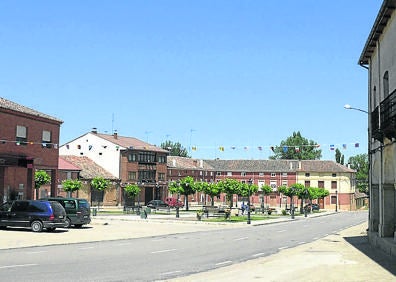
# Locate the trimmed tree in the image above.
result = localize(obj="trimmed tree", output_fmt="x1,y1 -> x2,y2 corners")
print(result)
124,184 -> 140,208
34,170 -> 51,200
168,176 -> 195,211
196,181 -> 222,207
62,179 -> 82,197
217,178 -> 241,208
90,177 -> 110,208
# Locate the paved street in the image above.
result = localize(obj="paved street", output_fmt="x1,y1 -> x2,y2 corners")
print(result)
1,210 -> 395,282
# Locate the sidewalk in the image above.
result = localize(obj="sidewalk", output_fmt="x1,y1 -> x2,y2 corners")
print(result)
1,211 -> 395,282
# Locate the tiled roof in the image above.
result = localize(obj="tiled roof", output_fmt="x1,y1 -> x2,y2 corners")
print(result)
167,156 -> 214,170
203,159 -> 299,172
95,133 -> 168,153
60,155 -> 118,180
170,158 -> 356,173
58,157 -> 81,171
0,97 -> 63,123
297,160 -> 356,173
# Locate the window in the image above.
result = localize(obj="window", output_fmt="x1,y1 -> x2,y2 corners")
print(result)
332,173 -> 336,177
241,172 -> 246,176
305,173 -> 310,177
42,130 -> 51,148
216,172 -> 222,176
331,196 -> 337,204
318,181 -> 324,188
16,125 -> 27,145
282,172 -> 288,177
227,172 -> 232,176
158,173 -> 165,181
128,171 -> 137,180
158,155 -> 166,163
271,173 -> 276,177
138,152 -> 156,163
331,181 -> 337,189
305,181 -> 310,187
270,180 -> 277,191
259,172 -> 264,176
384,71 -> 389,98
282,180 -> 288,186
128,154 -> 137,162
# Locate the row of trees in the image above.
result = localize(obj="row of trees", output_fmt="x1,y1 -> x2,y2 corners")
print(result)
34,171 -> 111,198
161,131 -> 369,194
168,176 -> 329,212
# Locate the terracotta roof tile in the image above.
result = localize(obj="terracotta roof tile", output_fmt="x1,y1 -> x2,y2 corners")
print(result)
0,97 -> 63,123
60,155 -> 118,180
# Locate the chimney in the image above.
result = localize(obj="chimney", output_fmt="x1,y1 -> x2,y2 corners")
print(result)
113,130 -> 118,139
92,128 -> 97,134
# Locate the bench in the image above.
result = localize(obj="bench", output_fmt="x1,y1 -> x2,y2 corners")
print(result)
151,206 -> 171,214
123,206 -> 142,214
203,206 -> 230,219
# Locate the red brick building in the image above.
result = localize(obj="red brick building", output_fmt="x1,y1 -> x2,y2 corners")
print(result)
0,98 -> 63,201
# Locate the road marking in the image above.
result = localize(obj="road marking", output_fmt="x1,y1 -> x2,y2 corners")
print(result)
277,230 -> 286,233
278,246 -> 289,250
298,241 -> 306,245
151,248 -> 177,254
26,251 -> 47,254
162,270 -> 182,276
0,264 -> 37,269
252,252 -> 265,257
215,261 -> 232,266
78,247 -> 95,250
234,237 -> 248,241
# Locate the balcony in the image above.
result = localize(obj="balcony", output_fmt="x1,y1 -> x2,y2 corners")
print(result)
372,89 -> 396,142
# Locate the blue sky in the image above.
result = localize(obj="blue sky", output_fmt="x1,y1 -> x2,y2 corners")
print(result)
0,1 -> 381,161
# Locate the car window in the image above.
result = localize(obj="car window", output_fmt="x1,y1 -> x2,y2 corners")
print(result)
0,202 -> 12,212
64,200 -> 76,209
11,201 -> 29,212
78,200 -> 90,209
28,201 -> 47,212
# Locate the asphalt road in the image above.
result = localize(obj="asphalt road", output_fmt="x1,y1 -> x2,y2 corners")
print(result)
0,212 -> 367,282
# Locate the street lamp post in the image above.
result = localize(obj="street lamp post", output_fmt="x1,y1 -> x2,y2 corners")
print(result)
344,104 -> 368,114
247,179 -> 252,224
335,190 -> 338,212
176,181 -> 180,218
290,187 -> 295,219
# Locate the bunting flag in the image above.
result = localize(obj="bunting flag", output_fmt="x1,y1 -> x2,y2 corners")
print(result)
270,146 -> 275,152
355,143 -> 360,147
244,146 -> 249,150
258,146 -> 262,151
330,145 -> 335,151
219,146 -> 224,151
342,144 -> 347,149
231,146 -> 236,150
192,146 -> 197,151
283,146 -> 288,153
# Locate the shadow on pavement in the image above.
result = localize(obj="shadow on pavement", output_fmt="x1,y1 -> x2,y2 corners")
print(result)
344,235 -> 396,275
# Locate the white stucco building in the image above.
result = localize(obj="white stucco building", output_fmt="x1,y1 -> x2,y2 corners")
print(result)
359,0 -> 396,256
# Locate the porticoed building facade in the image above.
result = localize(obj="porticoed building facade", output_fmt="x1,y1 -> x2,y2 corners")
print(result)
0,97 -> 62,200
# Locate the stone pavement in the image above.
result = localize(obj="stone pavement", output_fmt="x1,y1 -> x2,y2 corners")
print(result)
1,211 -> 395,282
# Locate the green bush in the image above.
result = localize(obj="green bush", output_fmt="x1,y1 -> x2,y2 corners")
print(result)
281,209 -> 287,216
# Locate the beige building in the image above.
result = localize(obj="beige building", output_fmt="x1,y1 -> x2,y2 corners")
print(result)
295,161 -> 357,211
359,0 -> 396,255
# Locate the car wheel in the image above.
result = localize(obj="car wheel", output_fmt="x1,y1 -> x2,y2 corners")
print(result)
64,218 -> 72,228
47,227 -> 56,232
31,220 -> 43,232
0,226 -> 7,230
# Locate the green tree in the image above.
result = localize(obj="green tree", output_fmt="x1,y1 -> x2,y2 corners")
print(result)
335,148 -> 345,165
90,177 -> 110,208
238,181 -> 259,198
34,170 -> 51,199
196,181 -> 222,206
91,177 -> 110,191
217,178 -> 241,208
168,176 -> 195,210
62,179 -> 82,197
124,184 -> 140,208
348,154 -> 369,194
161,140 -> 190,157
269,131 -> 322,160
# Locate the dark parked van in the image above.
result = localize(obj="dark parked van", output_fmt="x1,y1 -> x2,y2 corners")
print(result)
0,200 -> 66,232
41,197 -> 91,228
